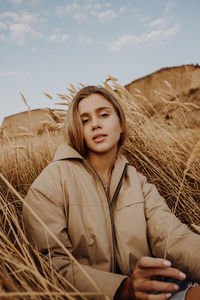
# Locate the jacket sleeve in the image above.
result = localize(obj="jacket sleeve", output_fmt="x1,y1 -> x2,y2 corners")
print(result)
22,163 -> 126,299
138,172 -> 200,283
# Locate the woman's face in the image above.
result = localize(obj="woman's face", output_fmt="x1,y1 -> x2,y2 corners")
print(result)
78,93 -> 122,156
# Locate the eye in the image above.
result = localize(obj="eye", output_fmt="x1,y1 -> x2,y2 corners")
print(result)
82,118 -> 89,124
100,113 -> 109,118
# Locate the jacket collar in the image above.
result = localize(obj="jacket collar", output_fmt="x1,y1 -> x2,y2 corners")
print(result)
53,143 -> 129,201
109,153 -> 129,202
53,143 -> 83,161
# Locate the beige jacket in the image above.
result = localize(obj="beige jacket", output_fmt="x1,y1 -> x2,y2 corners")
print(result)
23,143 -> 200,299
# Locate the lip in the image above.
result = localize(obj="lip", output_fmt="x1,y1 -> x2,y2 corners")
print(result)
92,133 -> 107,142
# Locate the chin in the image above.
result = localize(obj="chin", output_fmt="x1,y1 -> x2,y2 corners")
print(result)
90,144 -> 117,155
92,148 -> 109,154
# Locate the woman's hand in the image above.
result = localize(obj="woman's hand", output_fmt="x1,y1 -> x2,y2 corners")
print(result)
115,256 -> 186,300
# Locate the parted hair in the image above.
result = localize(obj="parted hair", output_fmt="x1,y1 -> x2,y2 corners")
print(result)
64,85 -> 126,156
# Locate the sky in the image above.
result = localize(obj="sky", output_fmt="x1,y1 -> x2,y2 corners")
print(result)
0,0 -> 200,125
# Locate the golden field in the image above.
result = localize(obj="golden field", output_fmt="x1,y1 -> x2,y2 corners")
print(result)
0,74 -> 200,299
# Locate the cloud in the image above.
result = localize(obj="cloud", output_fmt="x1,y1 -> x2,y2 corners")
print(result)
0,11 -> 37,23
55,2 -> 86,21
119,6 -> 127,14
10,23 -> 42,45
0,12 -> 19,22
0,22 -> 7,29
49,54 -> 64,60
94,4 -> 101,10
77,35 -> 96,45
149,17 -> 167,28
19,12 -> 37,23
8,0 -> 22,5
164,1 -> 175,14
0,35 -> 5,41
109,34 -> 142,52
0,70 -> 30,78
47,33 -> 70,43
56,0 -> 118,23
0,10 -> 44,45
27,0 -> 46,3
97,9 -> 117,22
8,0 -> 46,5
0,71 -> 18,77
163,23 -> 180,38
109,23 -> 181,52
109,3 -> 180,53
146,29 -> 162,42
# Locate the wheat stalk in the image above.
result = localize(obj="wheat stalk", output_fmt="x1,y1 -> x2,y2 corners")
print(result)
1,76 -> 200,297
43,93 -> 53,100
163,140 -> 200,259
20,92 -> 34,134
191,224 -> 200,233
0,172 -> 110,300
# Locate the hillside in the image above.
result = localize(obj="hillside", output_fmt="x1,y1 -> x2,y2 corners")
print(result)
125,64 -> 200,129
1,64 -> 200,137
125,64 -> 200,106
1,108 -> 66,137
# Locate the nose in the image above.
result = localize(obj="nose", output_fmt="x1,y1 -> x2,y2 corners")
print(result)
91,117 -> 102,130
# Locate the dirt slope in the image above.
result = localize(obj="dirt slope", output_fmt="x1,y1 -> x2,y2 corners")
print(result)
1,108 -> 66,137
125,64 -> 200,129
1,64 -> 200,136
125,64 -> 200,106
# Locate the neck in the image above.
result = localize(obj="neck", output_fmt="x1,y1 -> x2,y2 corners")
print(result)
87,149 -> 117,186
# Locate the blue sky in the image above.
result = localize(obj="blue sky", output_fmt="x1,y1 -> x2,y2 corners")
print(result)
0,0 -> 200,125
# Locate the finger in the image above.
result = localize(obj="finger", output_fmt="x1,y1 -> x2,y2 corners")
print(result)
135,266 -> 186,281
137,279 -> 179,293
137,257 -> 172,269
135,291 -> 172,300
147,293 -> 172,300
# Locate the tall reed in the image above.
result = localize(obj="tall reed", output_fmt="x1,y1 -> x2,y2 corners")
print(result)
0,77 -> 200,298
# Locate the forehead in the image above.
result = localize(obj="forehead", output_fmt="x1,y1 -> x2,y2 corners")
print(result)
78,93 -> 114,114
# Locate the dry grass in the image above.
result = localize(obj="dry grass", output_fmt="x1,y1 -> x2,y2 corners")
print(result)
0,173 -> 108,300
0,77 -> 200,298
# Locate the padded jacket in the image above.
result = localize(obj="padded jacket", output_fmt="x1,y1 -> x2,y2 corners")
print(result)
23,143 -> 200,299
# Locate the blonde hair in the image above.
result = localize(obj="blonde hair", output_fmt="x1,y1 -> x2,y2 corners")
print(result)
65,86 -> 126,156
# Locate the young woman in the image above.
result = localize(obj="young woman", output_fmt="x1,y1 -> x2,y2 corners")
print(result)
23,86 -> 200,299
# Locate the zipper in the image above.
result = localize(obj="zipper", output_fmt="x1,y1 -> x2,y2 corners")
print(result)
84,158 -> 128,273
110,163 -> 128,273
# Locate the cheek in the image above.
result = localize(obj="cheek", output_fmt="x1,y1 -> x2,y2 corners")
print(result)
113,118 -> 122,133
83,126 -> 90,141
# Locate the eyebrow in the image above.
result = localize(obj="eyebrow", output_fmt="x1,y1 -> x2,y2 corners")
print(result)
79,106 -> 111,118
